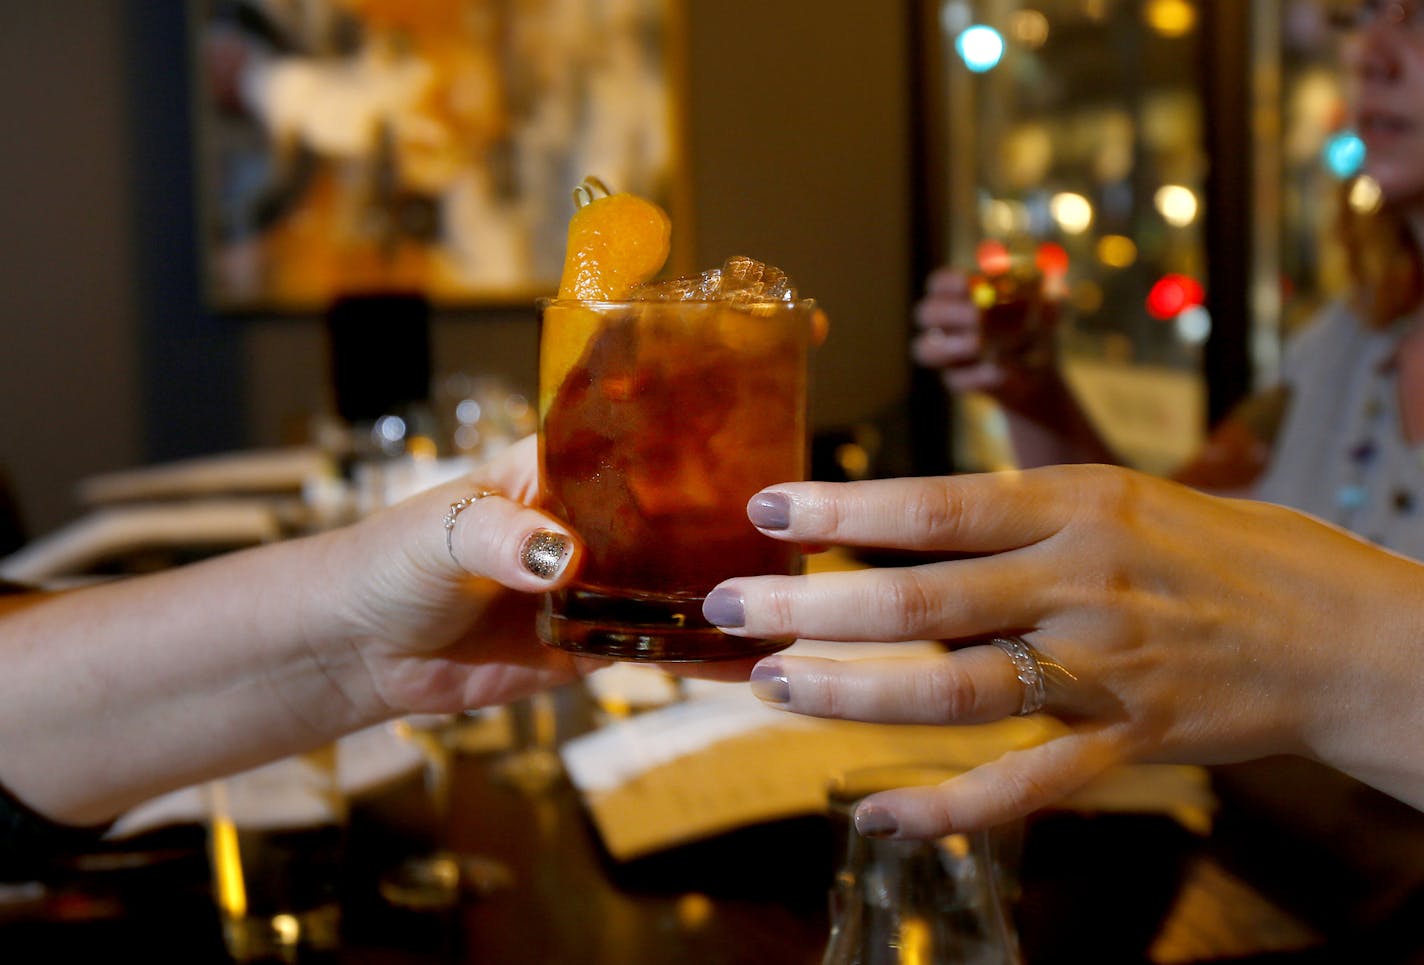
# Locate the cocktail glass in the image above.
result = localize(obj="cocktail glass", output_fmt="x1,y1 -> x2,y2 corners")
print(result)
970,261 -> 1059,367
536,295 -> 814,662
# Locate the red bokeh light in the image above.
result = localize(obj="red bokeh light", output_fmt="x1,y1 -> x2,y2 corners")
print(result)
976,240 -> 1012,276
1146,274 -> 1205,320
1035,242 -> 1070,278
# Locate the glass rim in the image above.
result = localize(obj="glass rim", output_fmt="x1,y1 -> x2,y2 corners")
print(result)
537,295 -> 818,310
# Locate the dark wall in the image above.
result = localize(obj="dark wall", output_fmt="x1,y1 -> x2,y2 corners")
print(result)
0,1 -> 143,537
0,1 -> 914,538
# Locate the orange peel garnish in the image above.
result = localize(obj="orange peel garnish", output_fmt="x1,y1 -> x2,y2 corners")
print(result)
556,181 -> 671,301
543,179 -> 673,414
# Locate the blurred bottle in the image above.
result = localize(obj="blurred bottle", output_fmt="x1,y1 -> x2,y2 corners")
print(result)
822,765 -> 1022,965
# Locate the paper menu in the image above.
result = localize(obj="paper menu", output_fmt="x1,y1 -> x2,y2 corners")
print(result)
560,685 -> 1215,861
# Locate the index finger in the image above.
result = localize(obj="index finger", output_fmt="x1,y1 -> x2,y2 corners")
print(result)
746,469 -> 1080,554
925,266 -> 970,297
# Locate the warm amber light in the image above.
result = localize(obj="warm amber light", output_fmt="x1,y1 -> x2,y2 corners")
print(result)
1073,280 -> 1105,314
898,915 -> 933,965
676,893 -> 714,929
1083,0 -> 1109,22
1009,9 -> 1050,48
1145,0 -> 1197,37
1349,175 -> 1384,214
1097,235 -> 1139,268
210,815 -> 248,919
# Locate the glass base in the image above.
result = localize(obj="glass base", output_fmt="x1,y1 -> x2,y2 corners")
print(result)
377,852 -> 513,911
221,903 -> 340,963
538,587 -> 791,662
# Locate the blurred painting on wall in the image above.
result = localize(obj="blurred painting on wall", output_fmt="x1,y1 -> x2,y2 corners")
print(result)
193,0 -> 683,311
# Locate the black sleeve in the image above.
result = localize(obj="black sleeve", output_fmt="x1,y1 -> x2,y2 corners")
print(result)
0,780 -> 113,882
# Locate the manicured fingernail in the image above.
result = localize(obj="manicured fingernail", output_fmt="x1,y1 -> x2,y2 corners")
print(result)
854,804 -> 899,838
749,658 -> 789,703
747,492 -> 791,530
522,530 -> 572,580
702,587 -> 745,628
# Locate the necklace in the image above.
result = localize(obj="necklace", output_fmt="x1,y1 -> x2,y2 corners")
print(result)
1335,345 -> 1424,547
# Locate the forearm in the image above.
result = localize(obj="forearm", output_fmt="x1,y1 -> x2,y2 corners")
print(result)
0,531 -> 386,825
1302,563 -> 1424,810
1002,377 -> 1117,468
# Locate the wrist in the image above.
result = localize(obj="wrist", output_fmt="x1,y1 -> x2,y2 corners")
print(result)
1299,557 -> 1424,804
257,528 -> 398,735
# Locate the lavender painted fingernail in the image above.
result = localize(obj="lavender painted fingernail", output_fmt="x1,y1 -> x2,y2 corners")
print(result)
854,804 -> 900,838
747,492 -> 791,530
749,658 -> 789,703
702,587 -> 745,628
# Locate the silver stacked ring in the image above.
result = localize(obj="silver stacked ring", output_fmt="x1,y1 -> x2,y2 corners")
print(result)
991,636 -> 1048,716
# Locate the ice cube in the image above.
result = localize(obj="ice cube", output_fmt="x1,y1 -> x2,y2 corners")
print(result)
631,257 -> 797,302
715,256 -> 797,303
632,271 -> 720,301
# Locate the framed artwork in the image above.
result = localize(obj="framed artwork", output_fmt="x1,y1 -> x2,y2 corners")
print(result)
192,0 -> 687,312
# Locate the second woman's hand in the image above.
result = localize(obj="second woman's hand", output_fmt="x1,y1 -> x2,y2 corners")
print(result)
702,466 -> 1424,835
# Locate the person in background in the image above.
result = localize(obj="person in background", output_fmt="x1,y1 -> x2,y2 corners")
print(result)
913,2 -> 1424,560
702,465 -> 1424,839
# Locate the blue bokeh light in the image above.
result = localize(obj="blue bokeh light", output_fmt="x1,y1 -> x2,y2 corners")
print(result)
956,25 -> 1005,73
1322,131 -> 1366,179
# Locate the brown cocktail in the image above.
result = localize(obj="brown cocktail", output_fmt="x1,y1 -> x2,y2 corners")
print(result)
537,288 -> 814,661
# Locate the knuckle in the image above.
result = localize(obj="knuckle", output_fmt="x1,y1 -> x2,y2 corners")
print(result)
995,759 -> 1053,814
902,481 -> 965,542
919,661 -> 980,721
878,569 -> 943,637
1073,466 -> 1146,524
756,577 -> 800,633
818,676 -> 850,719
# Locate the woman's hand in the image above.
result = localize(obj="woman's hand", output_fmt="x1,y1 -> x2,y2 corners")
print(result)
318,435 -> 592,716
911,265 -> 1058,412
703,466 -> 1424,835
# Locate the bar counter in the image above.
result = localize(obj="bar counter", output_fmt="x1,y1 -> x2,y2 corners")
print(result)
6,678 -> 1422,963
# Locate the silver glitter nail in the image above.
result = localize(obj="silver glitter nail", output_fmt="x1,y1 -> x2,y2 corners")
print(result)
522,530 -> 571,580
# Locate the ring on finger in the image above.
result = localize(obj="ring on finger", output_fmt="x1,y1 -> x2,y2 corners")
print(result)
990,635 -> 1078,717
443,488 -> 502,569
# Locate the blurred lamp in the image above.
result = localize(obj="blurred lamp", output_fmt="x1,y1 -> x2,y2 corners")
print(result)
1154,184 -> 1200,227
957,25 -> 1005,72
1035,242 -> 1070,278
1323,132 -> 1366,180
976,239 -> 1012,275
1096,234 -> 1138,268
1147,273 -> 1205,320
1050,192 -> 1094,234
1145,0 -> 1197,37
1348,174 -> 1384,214
1176,305 -> 1212,345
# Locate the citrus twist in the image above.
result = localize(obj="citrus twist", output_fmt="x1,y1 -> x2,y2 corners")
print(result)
543,181 -> 672,414
556,187 -> 671,301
